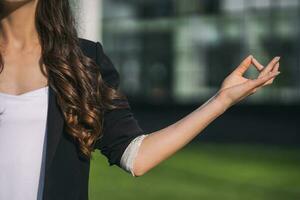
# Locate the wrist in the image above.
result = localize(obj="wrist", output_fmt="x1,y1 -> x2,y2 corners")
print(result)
214,90 -> 232,113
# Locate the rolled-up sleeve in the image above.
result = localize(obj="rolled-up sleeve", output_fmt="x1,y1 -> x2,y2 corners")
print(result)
120,134 -> 149,176
93,41 -> 147,168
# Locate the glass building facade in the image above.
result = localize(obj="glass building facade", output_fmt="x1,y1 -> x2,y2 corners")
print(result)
76,0 -> 300,105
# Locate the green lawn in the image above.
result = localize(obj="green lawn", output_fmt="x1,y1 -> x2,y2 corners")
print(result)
89,143 -> 300,200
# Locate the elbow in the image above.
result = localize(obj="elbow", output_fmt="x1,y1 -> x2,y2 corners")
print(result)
132,160 -> 148,177
132,166 -> 147,177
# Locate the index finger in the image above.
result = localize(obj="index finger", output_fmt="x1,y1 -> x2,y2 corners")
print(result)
233,55 -> 253,76
252,57 -> 264,72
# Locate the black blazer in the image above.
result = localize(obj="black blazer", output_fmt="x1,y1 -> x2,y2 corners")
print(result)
42,38 -> 146,200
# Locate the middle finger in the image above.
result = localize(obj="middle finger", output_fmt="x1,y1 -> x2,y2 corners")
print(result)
260,56 -> 280,77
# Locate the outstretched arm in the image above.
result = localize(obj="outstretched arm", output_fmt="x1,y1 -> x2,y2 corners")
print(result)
132,55 -> 281,177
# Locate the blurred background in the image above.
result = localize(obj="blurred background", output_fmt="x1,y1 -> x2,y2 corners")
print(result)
72,0 -> 299,200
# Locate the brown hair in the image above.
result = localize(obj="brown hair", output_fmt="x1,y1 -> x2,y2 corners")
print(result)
0,0 -> 129,159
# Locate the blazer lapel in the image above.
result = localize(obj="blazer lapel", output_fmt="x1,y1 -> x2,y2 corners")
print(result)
44,85 -> 64,173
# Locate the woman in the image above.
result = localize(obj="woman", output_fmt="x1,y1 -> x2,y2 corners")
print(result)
0,0 -> 281,200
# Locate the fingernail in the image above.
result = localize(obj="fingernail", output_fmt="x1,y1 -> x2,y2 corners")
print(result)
275,56 -> 281,61
275,71 -> 281,75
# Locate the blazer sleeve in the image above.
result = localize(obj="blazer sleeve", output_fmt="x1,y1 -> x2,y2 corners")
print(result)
93,41 -> 147,168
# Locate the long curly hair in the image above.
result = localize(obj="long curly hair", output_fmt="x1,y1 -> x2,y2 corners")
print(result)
0,0 -> 129,159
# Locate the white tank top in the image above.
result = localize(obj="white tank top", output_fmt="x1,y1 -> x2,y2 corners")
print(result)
0,86 -> 49,200
0,85 -> 147,199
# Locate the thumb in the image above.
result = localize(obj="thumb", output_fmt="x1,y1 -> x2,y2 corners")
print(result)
250,71 -> 280,88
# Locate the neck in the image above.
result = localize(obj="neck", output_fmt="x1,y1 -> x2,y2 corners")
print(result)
0,0 -> 39,50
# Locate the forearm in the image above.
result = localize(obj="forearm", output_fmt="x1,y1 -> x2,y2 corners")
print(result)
133,92 -> 230,176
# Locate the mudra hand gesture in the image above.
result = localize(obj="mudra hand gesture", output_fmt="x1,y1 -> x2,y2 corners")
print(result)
217,55 -> 281,108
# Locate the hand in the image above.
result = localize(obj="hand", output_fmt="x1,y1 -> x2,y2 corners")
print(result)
217,55 -> 281,108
